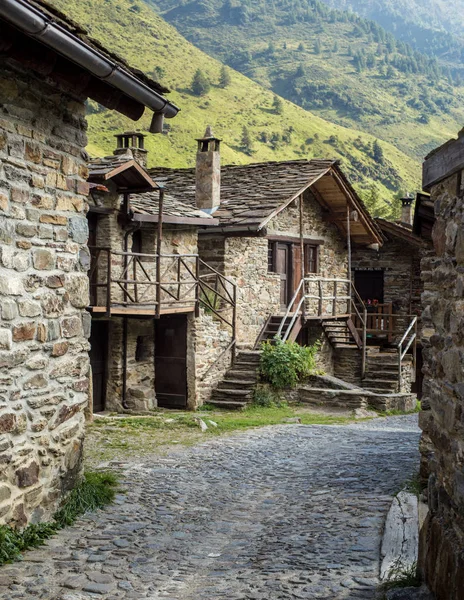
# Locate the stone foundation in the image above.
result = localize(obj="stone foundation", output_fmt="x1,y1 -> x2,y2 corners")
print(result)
0,62 -> 90,526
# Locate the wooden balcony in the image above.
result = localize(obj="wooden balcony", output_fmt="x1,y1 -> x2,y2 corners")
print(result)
88,247 -> 236,330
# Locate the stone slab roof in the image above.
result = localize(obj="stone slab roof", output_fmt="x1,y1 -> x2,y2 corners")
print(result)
131,191 -> 216,223
149,159 -> 382,245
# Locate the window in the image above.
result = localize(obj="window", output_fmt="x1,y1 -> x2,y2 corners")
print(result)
268,242 -> 276,272
131,230 -> 142,254
135,335 -> 151,362
304,244 -> 318,274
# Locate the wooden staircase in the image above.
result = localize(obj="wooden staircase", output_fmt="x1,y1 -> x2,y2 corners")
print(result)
321,317 -> 362,350
254,314 -> 303,348
209,350 -> 261,410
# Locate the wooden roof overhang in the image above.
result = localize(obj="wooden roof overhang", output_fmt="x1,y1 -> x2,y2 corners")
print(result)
89,160 -> 158,194
376,218 -> 427,248
413,192 -> 434,242
257,165 -> 382,247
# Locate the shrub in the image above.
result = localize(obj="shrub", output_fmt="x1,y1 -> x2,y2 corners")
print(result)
251,384 -> 286,407
260,339 -> 320,390
191,69 -> 210,96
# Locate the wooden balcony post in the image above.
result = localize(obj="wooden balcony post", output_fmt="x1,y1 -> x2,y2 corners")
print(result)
195,256 -> 200,318
106,249 -> 111,317
155,187 -> 164,319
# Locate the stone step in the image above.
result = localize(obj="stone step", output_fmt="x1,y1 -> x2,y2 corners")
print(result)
233,361 -> 261,371
220,379 -> 256,390
226,369 -> 259,381
213,388 -> 253,398
207,399 -> 248,410
236,352 -> 261,363
363,378 -> 398,391
364,369 -> 399,379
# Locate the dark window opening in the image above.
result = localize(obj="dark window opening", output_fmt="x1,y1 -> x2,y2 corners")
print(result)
354,270 -> 384,304
135,335 -> 151,362
268,242 -> 276,272
304,244 -> 318,274
132,230 -> 142,254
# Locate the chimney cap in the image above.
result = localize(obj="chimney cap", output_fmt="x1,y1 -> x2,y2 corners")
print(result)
400,195 -> 414,207
196,125 -> 221,142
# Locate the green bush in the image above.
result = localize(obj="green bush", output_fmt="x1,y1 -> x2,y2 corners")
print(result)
251,384 -> 286,407
260,338 -> 320,390
0,471 -> 118,565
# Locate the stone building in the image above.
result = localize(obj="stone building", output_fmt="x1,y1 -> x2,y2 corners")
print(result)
351,201 -> 431,398
147,131 -> 429,406
0,0 -> 178,526
418,129 -> 464,600
86,133 -> 235,412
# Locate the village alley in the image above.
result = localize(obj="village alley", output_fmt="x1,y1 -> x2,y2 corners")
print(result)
0,415 -> 420,600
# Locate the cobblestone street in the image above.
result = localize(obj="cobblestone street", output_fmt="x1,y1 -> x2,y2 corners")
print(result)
0,415 -> 420,600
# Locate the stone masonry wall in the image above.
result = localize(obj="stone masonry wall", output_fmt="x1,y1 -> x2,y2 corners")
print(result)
219,191 -> 349,348
351,237 -> 424,317
0,62 -> 90,526
418,169 -> 464,600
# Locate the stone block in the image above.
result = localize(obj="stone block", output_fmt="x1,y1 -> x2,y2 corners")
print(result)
33,248 -> 55,270
31,194 -> 54,210
16,462 -> 39,488
0,192 -> 8,213
18,299 -> 41,317
16,223 -> 37,237
64,273 -> 89,308
12,322 -> 36,341
61,316 -> 82,338
25,142 -> 41,164
39,214 -> 67,226
0,218 -> 15,244
0,485 -> 11,503
0,275 -> 23,296
0,413 -> 16,433
10,186 -> 28,204
52,341 -> 69,357
23,374 -> 48,390
0,329 -> 12,350
56,194 -> 84,213
68,216 -> 88,243
41,294 -> 64,318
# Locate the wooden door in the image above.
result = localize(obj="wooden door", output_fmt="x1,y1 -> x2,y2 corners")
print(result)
292,245 -> 303,301
89,320 -> 108,413
155,315 -> 188,409
276,243 -> 291,309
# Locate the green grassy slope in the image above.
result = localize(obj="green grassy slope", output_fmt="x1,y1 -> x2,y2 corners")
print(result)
48,0 -> 420,216
150,0 -> 464,161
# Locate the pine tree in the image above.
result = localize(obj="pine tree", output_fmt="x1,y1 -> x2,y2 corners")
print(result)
372,140 -> 384,164
272,95 -> 284,115
191,69 -> 210,96
241,126 -> 253,155
314,39 -> 322,54
219,65 -> 231,88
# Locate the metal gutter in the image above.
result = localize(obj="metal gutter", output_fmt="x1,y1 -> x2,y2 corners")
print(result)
0,0 -> 180,119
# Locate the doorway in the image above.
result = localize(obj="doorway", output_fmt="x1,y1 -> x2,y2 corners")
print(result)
155,315 -> 188,409
87,212 -> 100,306
354,270 -> 384,304
89,320 -> 109,413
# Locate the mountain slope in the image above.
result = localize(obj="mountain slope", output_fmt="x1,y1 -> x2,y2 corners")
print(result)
47,0 -> 420,216
150,0 -> 464,161
320,0 -> 464,72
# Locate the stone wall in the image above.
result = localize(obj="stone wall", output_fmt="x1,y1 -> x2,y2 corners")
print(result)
190,309 -> 233,406
418,168 -> 464,600
0,62 -> 90,526
213,191 -> 349,348
351,236 -> 423,317
305,323 -> 334,376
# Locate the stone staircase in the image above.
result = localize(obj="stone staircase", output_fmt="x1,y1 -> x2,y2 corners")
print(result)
362,350 -> 401,394
209,350 -> 261,409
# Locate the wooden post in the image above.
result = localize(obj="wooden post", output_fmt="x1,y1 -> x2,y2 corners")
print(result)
195,256 -> 200,318
155,187 -> 164,319
106,249 -> 111,317
362,307 -> 367,379
232,283 -> 237,365
299,194 -> 306,323
318,279 -> 323,317
333,280 -> 338,317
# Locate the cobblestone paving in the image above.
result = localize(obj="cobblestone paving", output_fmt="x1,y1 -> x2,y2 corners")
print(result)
0,415 -> 420,600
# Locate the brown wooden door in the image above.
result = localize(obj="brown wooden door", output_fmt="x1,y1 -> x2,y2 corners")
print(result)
292,245 -> 303,301
155,315 -> 188,409
276,243 -> 291,308
89,320 -> 108,413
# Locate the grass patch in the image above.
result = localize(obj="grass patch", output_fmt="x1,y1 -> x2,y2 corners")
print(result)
85,404 -> 354,468
0,472 -> 118,565
401,472 -> 425,498
380,560 -> 421,591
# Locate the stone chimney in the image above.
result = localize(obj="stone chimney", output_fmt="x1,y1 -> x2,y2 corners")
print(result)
400,196 -> 414,226
114,132 -> 148,168
195,126 -> 221,212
